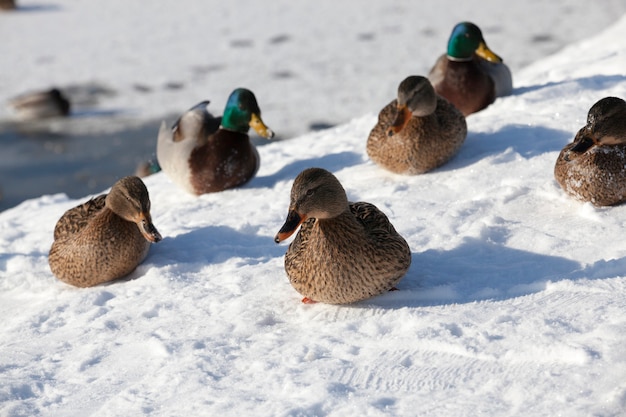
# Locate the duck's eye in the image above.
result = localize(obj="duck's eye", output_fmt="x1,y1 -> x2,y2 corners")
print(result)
306,189 -> 315,197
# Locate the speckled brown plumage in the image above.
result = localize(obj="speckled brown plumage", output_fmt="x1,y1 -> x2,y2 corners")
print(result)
367,76 -> 467,175
275,168 -> 411,304
49,176 -> 162,287
554,97 -> 626,206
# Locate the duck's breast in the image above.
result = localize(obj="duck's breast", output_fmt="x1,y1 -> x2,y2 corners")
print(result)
188,130 -> 258,194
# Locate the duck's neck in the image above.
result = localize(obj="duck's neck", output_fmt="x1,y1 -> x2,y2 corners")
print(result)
316,208 -> 363,236
446,55 -> 473,62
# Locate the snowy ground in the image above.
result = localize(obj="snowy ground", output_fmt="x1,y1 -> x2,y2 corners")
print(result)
2,2 -> 626,417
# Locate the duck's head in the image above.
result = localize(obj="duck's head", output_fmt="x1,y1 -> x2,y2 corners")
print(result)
446,21 -> 502,63
274,168 -> 348,243
106,176 -> 162,243
388,76 -> 437,136
570,97 -> 626,153
221,88 -> 275,139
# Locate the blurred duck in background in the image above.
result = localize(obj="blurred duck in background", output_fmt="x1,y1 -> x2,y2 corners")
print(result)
0,0 -> 16,11
8,87 -> 71,120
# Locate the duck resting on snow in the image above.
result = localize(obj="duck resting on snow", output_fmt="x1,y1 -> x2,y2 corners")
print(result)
367,75 -> 467,174
554,96 -> 626,206
275,168 -> 412,304
157,88 -> 275,195
428,21 -> 512,116
49,176 -> 162,287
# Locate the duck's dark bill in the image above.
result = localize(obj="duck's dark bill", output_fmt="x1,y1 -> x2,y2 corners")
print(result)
274,210 -> 305,243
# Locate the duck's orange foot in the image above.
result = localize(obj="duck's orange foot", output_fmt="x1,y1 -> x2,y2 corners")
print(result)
389,287 -> 399,292
301,297 -> 317,304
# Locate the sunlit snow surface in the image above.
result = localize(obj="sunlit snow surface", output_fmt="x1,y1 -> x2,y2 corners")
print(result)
1,2 -> 626,417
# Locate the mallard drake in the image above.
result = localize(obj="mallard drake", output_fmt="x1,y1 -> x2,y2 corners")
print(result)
428,21 -> 512,116
49,176 -> 162,287
274,168 -> 411,304
157,88 -> 275,195
554,97 -> 626,206
8,87 -> 71,119
367,75 -> 467,174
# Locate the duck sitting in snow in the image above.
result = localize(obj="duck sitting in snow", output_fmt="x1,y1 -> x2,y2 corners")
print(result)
49,176 -> 162,287
274,168 -> 411,304
428,21 -> 512,116
135,159 -> 161,178
8,87 -> 71,120
366,75 -> 467,174
554,96 -> 626,206
157,88 -> 275,195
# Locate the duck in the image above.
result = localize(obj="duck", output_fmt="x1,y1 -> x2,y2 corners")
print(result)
274,168 -> 412,304
554,96 -> 626,206
48,176 -> 162,287
428,21 -> 512,116
135,159 -> 161,178
367,75 -> 467,174
8,87 -> 71,119
157,88 -> 275,195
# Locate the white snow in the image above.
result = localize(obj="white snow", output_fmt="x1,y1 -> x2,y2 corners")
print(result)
2,1 -> 626,416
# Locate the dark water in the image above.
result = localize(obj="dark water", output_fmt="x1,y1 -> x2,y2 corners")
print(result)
0,118 -> 162,212
0,115 -> 284,212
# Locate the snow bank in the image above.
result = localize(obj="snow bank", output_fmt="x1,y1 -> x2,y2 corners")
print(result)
1,11 -> 626,417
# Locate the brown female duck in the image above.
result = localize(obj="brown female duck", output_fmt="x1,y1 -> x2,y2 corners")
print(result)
275,168 -> 411,304
428,22 -> 512,116
49,176 -> 162,287
367,75 -> 467,174
157,88 -> 274,195
554,97 -> 626,206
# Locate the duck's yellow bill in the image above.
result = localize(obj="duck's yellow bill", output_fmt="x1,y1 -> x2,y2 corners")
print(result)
476,42 -> 502,63
249,113 -> 275,139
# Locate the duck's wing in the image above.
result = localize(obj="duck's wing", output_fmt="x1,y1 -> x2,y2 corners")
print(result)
172,101 -> 221,143
349,202 -> 400,238
9,90 -> 53,108
349,201 -> 412,276
53,194 -> 107,241
479,60 -> 513,97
